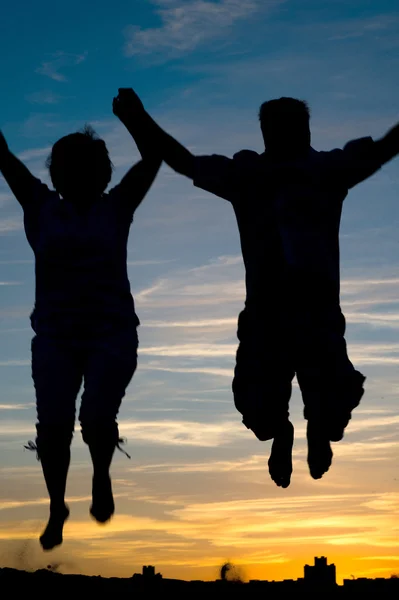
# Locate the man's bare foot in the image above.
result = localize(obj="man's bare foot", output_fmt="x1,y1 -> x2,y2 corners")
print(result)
268,421 -> 294,488
90,473 -> 115,524
307,420 -> 333,479
40,503 -> 70,551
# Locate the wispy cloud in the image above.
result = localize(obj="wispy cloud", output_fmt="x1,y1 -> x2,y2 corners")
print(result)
342,415 -> 399,435
135,255 -> 244,309
0,260 -> 33,265
128,455 -> 266,474
145,317 -> 236,328
126,438 -> 398,475
19,113 -> 62,139
0,192 -> 13,207
0,217 -> 23,234
0,417 -> 244,444
36,51 -> 88,82
26,90 -> 63,105
328,14 -> 399,41
3,492 -> 396,561
0,360 -> 30,367
0,495 -> 93,512
0,307 -> 30,319
124,0 -> 282,58
17,146 -> 51,161
356,555 -> 399,562
118,419 -> 245,447
140,364 -> 233,378
0,281 -> 23,286
140,342 -> 236,357
127,259 -> 176,266
0,420 -> 36,436
0,403 -> 33,411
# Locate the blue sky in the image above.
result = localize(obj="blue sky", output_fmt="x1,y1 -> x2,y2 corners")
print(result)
0,0 -> 398,583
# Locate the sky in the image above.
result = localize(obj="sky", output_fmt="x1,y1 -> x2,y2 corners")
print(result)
0,0 -> 398,584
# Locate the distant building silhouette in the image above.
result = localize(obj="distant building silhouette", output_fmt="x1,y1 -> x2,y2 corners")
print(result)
304,556 -> 336,586
132,565 -> 163,581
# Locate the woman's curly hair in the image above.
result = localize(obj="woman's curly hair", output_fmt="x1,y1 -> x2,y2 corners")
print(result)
46,125 -> 113,195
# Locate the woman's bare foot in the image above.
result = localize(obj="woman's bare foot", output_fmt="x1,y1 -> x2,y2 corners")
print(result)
268,421 -> 294,488
40,503 -> 70,551
90,473 -> 115,524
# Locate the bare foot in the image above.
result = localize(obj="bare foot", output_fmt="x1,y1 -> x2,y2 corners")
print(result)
90,473 -> 115,524
307,420 -> 333,480
40,504 -> 70,551
268,421 -> 294,488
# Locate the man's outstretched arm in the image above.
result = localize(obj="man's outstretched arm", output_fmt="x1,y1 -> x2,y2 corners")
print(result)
114,88 -> 195,178
0,131 -> 39,207
138,111 -> 195,178
335,120 -> 399,190
374,121 -> 399,165
118,88 -> 247,203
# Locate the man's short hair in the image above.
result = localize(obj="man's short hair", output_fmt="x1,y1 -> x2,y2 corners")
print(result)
259,97 -> 310,126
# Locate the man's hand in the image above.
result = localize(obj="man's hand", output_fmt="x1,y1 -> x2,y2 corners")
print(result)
0,130 -> 9,158
112,88 -> 145,124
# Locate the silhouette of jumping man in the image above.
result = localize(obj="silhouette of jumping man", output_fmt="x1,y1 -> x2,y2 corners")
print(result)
119,89 -> 399,487
0,89 -> 161,550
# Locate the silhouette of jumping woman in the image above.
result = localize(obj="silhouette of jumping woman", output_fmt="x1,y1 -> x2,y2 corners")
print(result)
120,89 -> 399,487
0,89 -> 161,550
